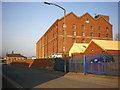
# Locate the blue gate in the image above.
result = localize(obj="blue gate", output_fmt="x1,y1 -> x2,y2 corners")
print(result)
85,55 -> 105,74
84,55 -> 115,74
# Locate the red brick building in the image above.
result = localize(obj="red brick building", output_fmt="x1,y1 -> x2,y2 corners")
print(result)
36,12 -> 113,58
83,40 -> 120,55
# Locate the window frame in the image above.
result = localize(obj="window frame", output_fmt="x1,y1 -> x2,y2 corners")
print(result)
98,26 -> 101,30
82,39 -> 85,43
106,34 -> 109,37
81,25 -> 85,30
72,38 -> 76,43
106,27 -> 109,31
72,24 -> 76,29
90,26 -> 93,30
72,31 -> 76,36
86,19 -> 89,23
82,32 -> 85,36
90,32 -> 93,36
98,33 -> 101,37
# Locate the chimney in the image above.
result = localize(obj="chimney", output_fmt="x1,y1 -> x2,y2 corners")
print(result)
12,51 -> 14,54
95,15 -> 109,22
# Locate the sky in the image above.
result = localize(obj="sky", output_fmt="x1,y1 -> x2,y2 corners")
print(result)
1,2 -> 119,57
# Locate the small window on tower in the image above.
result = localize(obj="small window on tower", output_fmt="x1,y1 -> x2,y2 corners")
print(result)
86,19 -> 89,23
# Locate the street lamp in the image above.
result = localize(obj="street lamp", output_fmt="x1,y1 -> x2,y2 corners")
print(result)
44,2 -> 67,72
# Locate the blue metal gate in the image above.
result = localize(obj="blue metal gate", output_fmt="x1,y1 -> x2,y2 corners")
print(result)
84,55 -> 106,74
84,55 -> 115,75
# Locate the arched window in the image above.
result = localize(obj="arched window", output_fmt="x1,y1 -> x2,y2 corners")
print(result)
90,26 -> 93,30
72,24 -> 76,29
81,25 -> 85,30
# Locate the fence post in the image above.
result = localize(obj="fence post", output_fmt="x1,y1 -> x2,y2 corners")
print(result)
84,55 -> 86,75
103,56 -> 106,74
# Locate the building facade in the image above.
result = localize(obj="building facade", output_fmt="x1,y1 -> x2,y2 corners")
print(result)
6,51 -> 27,61
36,12 -> 113,58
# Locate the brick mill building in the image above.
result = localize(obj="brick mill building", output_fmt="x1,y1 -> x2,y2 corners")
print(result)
36,12 -> 113,58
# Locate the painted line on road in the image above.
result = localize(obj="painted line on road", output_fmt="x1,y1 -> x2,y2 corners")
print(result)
0,72 -> 24,89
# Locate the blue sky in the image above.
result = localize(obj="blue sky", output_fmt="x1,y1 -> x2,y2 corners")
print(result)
2,2 -> 118,57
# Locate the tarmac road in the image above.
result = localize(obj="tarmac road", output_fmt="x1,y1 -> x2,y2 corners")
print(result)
2,64 -> 119,89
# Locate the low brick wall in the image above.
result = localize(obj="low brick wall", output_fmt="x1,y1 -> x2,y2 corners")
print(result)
31,59 -> 55,70
8,59 -> 34,67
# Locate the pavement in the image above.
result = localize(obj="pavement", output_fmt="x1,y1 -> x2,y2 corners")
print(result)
64,72 -> 119,87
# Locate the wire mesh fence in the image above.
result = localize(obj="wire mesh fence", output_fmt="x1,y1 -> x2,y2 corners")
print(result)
68,54 -> 120,76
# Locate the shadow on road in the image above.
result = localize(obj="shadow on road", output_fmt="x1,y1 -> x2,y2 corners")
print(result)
2,65 -> 67,89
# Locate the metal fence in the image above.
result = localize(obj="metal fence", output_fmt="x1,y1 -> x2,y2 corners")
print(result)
69,56 -> 84,72
54,58 -> 69,71
85,54 -> 120,76
68,54 -> 120,76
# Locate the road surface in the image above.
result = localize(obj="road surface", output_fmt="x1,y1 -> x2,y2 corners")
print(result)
2,64 -> 119,89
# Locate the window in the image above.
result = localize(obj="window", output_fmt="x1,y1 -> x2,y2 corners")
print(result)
106,27 -> 109,31
106,34 -> 109,37
90,26 -> 93,30
62,30 -> 65,35
63,38 -> 65,42
72,31 -> 76,36
63,46 -> 65,51
72,38 -> 76,43
98,33 -> 101,37
82,39 -> 85,43
90,32 -> 93,36
98,26 -> 101,30
72,24 -> 76,29
81,25 -> 85,30
82,32 -> 85,36
62,23 -> 66,28
86,19 -> 89,23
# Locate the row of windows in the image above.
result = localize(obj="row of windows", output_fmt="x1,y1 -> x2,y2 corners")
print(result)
63,23 -> 109,31
81,25 -> 109,31
63,34 -> 109,44
63,30 -> 109,37
72,39 -> 85,43
62,39 -> 85,51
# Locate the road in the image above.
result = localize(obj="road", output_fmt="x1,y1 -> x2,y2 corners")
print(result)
2,64 -> 119,89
